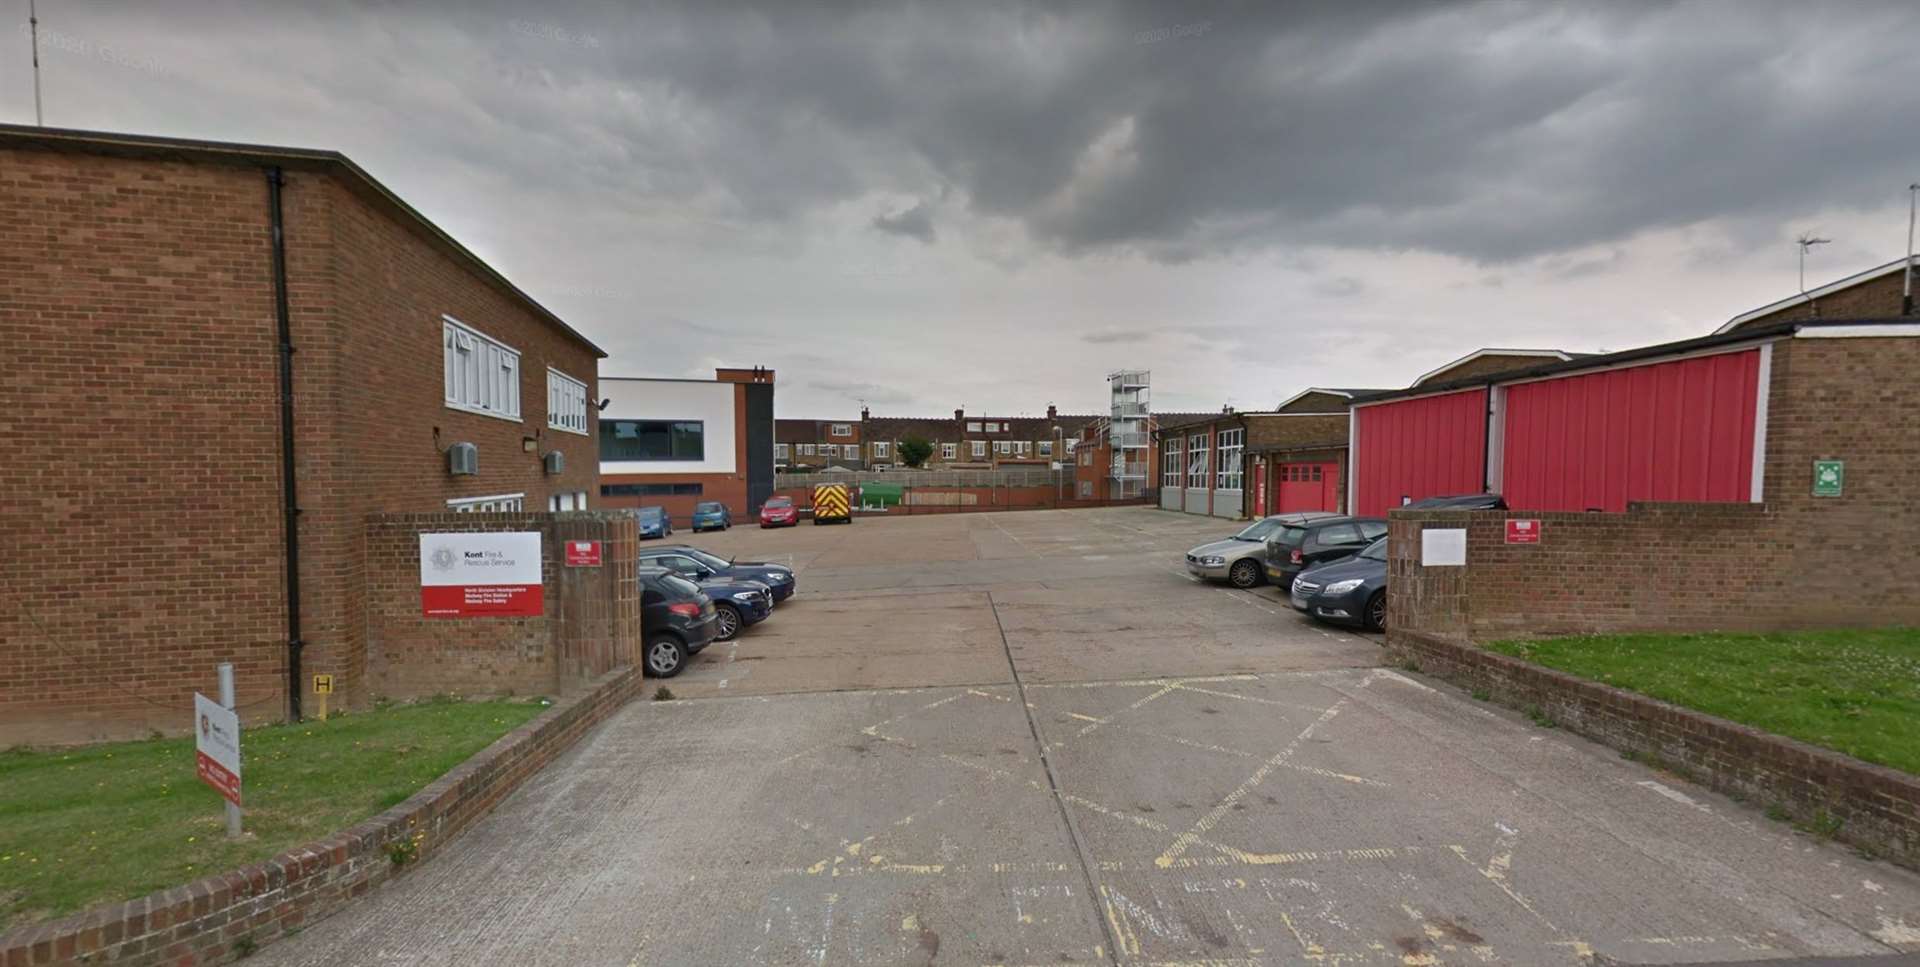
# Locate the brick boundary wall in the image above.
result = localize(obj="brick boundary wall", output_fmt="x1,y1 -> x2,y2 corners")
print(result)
1384,629 -> 1920,872
0,665 -> 641,967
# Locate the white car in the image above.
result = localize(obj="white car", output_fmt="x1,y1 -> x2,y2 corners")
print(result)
1184,512 -> 1342,588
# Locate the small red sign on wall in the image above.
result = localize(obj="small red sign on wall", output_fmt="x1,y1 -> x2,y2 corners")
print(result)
1505,519 -> 1541,544
566,540 -> 603,567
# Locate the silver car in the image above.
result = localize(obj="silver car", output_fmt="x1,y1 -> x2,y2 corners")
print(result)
1185,512 -> 1342,588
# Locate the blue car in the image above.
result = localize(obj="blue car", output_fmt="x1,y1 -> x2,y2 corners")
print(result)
691,500 -> 732,532
1289,536 -> 1388,631
640,545 -> 797,603
637,506 -> 674,540
691,574 -> 774,641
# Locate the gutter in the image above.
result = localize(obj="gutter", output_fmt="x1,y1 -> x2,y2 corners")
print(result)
266,167 -> 304,722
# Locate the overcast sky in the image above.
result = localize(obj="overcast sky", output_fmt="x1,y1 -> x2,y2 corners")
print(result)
8,1 -> 1918,416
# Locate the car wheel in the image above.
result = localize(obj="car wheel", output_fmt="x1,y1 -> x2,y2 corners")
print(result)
713,603 -> 742,641
644,635 -> 688,677
1365,591 -> 1387,632
1228,559 -> 1261,589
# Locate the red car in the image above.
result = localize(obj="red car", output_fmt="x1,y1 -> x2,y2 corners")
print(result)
758,496 -> 799,528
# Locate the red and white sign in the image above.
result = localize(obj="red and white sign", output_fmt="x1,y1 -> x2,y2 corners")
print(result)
565,540 -> 603,567
194,692 -> 242,806
1505,519 -> 1542,544
420,532 -> 544,617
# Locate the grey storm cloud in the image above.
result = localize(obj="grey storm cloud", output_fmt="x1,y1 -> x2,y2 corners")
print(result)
872,199 -> 936,243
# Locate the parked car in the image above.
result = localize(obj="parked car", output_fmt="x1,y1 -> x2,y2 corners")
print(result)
1404,494 -> 1508,510
1185,512 -> 1342,588
637,506 -> 674,540
759,496 -> 799,528
1291,536 -> 1388,631
639,545 -> 797,602
1262,515 -> 1387,587
686,573 -> 773,641
691,501 -> 732,532
638,566 -> 717,677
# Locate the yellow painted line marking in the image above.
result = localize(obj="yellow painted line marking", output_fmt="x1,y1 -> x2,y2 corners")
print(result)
1098,885 -> 1143,958
1156,699 -> 1348,867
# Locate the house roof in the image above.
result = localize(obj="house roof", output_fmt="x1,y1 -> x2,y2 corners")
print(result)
1715,256 -> 1913,334
863,413 -> 1100,441
1410,349 -> 1579,387
0,123 -> 607,357
1273,387 -> 1391,412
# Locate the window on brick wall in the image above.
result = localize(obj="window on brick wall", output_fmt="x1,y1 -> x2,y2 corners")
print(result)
775,443 -> 790,459
942,442 -> 957,460
1079,480 -> 1093,497
830,423 -> 852,437
1187,433 -> 1209,487
548,491 -> 588,511
546,368 -> 589,434
994,440 -> 1012,455
799,444 -> 816,456
873,441 -> 890,458
443,317 -> 521,421
1163,436 -> 1183,488
1038,440 -> 1052,456
448,492 -> 524,512
971,440 -> 987,458
966,421 -> 982,432
1216,428 -> 1244,490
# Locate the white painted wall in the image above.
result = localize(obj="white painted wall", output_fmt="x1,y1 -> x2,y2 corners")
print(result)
599,378 -> 737,475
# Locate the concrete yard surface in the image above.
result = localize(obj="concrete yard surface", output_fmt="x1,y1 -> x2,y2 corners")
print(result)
257,508 -> 1920,966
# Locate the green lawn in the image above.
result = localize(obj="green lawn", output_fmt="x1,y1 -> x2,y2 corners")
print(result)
1486,628 -> 1920,775
0,698 -> 546,932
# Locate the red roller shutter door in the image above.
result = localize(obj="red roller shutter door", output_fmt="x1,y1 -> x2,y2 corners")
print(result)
1501,349 -> 1759,513
1352,388 -> 1488,517
1276,462 -> 1341,513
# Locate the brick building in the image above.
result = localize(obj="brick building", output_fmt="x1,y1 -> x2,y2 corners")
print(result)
775,418 -> 862,471
861,406 -> 1097,469
598,368 -> 776,524
1,125 -> 604,743
1718,257 -> 1917,332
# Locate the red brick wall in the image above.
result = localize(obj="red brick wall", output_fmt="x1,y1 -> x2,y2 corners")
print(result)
1,150 -> 290,743
1730,269 -> 1910,331
1387,334 -> 1920,638
363,512 -> 638,700
0,147 -> 602,742
597,472 -> 749,528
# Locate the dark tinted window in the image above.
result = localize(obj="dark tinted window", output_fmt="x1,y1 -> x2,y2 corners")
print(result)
1359,538 -> 1388,561
1358,521 -> 1388,540
765,497 -> 793,508
694,501 -> 723,512
1272,526 -> 1307,547
636,507 -> 665,520
600,420 -> 704,461
603,483 -> 703,497
1314,523 -> 1363,545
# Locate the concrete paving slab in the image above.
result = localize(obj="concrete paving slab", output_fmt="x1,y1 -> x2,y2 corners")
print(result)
255,508 -> 1920,967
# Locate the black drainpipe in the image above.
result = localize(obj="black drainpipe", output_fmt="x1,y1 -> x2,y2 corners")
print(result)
1481,388 -> 1496,493
267,167 -> 304,722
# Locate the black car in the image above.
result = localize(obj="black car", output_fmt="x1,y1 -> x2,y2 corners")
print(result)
639,566 -> 719,678
1261,515 -> 1387,587
681,572 -> 773,642
1290,536 -> 1388,631
1404,494 -> 1508,510
639,545 -> 797,602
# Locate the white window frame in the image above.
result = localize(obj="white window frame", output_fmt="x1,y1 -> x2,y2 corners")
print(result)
830,423 -> 852,437
442,316 -> 522,422
873,441 -> 891,459
774,443 -> 790,459
1187,433 -> 1209,488
986,421 -> 1001,432
941,442 -> 958,460
548,490 -> 589,511
1215,428 -> 1244,491
821,444 -> 839,458
799,444 -> 816,456
966,421 -> 982,432
1163,436 -> 1183,488
448,492 -> 525,513
1065,439 -> 1078,453
1016,441 -> 1032,456
546,368 -> 589,435
994,440 -> 1012,455
971,440 -> 987,458
1038,440 -> 1053,457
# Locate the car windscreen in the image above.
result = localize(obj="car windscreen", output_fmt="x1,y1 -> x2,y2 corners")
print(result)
660,573 -> 702,597
765,497 -> 792,508
694,502 -> 721,512
637,507 -> 664,520
1234,518 -> 1284,541
686,548 -> 730,569
1358,537 -> 1388,561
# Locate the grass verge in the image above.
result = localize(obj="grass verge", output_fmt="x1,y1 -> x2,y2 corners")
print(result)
1485,627 -> 1920,776
0,697 -> 545,933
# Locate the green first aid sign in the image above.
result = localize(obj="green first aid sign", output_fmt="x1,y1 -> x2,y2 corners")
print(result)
1812,460 -> 1844,497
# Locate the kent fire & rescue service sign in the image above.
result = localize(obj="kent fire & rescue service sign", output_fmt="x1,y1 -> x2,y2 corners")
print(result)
194,693 -> 242,805
420,532 -> 544,617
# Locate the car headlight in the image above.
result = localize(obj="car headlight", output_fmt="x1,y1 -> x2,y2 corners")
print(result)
1324,578 -> 1366,595
731,592 -> 760,601
769,570 -> 792,582
1199,556 -> 1226,566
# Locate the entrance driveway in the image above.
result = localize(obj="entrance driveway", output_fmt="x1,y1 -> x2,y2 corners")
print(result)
259,507 -> 1920,966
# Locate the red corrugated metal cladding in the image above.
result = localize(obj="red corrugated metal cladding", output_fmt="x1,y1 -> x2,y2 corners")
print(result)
1353,388 -> 1487,517
1500,349 -> 1759,513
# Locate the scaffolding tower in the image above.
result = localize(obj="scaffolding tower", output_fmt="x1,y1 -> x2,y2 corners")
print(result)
1108,370 -> 1150,499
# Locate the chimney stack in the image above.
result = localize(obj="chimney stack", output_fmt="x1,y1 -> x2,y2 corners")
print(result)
1046,403 -> 1057,420
955,408 -> 965,422
860,405 -> 870,421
